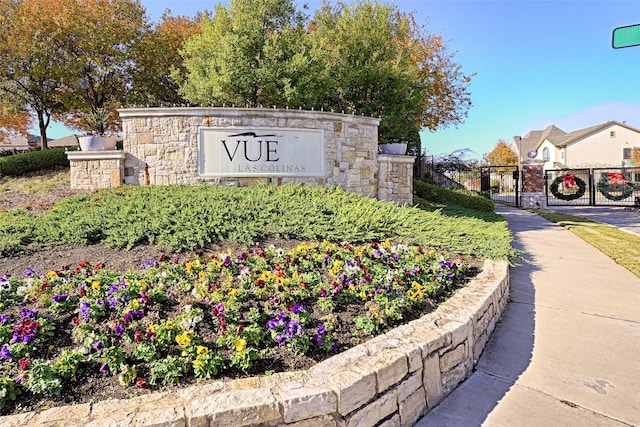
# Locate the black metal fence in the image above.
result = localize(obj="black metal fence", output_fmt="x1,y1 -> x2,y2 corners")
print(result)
415,156 -> 520,207
481,166 -> 520,207
545,167 -> 640,206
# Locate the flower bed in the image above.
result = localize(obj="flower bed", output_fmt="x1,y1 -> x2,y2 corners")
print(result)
0,240 -> 470,415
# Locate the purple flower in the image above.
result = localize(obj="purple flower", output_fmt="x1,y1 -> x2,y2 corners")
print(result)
20,308 -> 38,319
52,293 -> 69,303
223,256 -> 232,268
318,287 -> 328,297
275,333 -> 286,346
113,323 -> 125,337
106,285 -> 119,297
291,304 -> 306,315
286,320 -> 303,337
266,312 -> 286,330
317,322 -> 326,335
123,310 -> 144,324
79,301 -> 91,321
100,363 -> 110,373
0,344 -> 12,360
92,341 -> 104,357
141,259 -> 159,269
23,268 -> 36,277
0,315 -> 10,325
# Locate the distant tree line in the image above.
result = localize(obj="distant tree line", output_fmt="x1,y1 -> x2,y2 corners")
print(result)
0,0 -> 473,153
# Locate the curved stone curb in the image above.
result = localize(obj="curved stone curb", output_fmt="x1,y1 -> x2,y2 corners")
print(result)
3,260 -> 509,427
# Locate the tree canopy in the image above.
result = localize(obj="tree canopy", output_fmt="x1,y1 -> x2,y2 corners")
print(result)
485,140 -> 518,166
0,0 -> 193,146
1,0 -> 474,153
178,0 -> 474,153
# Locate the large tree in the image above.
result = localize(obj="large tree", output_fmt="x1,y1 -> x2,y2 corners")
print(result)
54,0 -> 150,134
0,0 -> 151,145
0,0 -> 74,149
130,10 -> 203,106
485,139 -> 518,166
178,0 -> 309,108
178,0 -> 473,155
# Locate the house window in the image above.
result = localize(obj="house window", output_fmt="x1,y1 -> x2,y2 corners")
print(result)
610,131 -> 616,138
623,147 -> 632,160
542,147 -> 550,162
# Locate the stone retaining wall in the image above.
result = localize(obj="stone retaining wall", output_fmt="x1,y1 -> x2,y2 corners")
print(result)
4,260 -> 509,427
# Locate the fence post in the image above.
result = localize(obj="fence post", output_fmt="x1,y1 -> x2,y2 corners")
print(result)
520,160 -> 547,208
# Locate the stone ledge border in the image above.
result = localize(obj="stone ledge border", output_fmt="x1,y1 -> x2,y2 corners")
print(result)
3,259 -> 509,427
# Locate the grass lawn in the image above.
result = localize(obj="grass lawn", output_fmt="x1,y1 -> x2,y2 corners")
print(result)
531,209 -> 640,278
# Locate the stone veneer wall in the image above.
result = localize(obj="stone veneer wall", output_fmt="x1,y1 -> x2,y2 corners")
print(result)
104,107 -> 416,204
378,154 -> 415,205
118,107 -> 384,194
66,151 -> 127,190
3,260 -> 509,427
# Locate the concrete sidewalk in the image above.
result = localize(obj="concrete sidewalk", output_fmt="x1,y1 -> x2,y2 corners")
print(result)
416,206 -> 640,427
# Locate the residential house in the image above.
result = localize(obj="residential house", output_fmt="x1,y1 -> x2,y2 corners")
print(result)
0,135 -> 31,153
511,121 -> 640,170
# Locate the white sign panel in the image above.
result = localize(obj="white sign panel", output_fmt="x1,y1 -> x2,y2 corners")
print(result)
198,127 -> 325,177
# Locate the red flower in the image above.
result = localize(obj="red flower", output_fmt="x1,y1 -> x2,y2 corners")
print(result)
18,358 -> 29,371
136,377 -> 148,389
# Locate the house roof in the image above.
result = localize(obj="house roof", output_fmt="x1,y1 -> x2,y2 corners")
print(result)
514,121 -> 640,154
48,135 -> 78,148
512,125 -> 567,158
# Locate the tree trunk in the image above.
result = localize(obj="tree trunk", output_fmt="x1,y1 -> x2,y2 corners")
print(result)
36,109 -> 49,150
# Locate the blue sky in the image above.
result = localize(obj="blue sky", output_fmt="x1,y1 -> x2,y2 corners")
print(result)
45,0 -> 640,159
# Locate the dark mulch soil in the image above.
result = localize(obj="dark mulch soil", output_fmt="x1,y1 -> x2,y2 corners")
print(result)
0,188 -> 481,417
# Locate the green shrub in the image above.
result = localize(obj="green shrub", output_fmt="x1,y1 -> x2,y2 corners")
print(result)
413,180 -> 494,213
0,149 -> 69,177
1,184 -> 514,260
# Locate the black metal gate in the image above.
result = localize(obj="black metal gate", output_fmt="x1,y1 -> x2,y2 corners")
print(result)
545,167 -> 640,206
481,166 -> 520,207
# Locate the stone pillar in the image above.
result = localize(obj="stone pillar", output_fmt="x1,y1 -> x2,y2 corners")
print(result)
67,151 -> 127,190
377,154 -> 416,205
520,160 -> 546,208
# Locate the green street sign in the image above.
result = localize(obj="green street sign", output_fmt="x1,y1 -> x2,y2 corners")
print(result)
612,24 -> 640,48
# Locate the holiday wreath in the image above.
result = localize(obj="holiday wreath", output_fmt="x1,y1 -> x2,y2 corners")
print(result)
549,173 -> 586,201
597,172 -> 634,201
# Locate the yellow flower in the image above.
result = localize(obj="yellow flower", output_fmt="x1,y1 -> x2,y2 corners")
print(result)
46,271 -> 59,279
185,262 -> 194,274
235,338 -> 247,353
91,281 -> 101,291
359,290 -> 367,301
331,260 -> 343,275
196,345 -> 209,355
165,320 -> 174,329
139,281 -> 148,291
229,288 -> 240,297
176,330 -> 194,347
193,359 -> 205,368
130,299 -> 140,308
